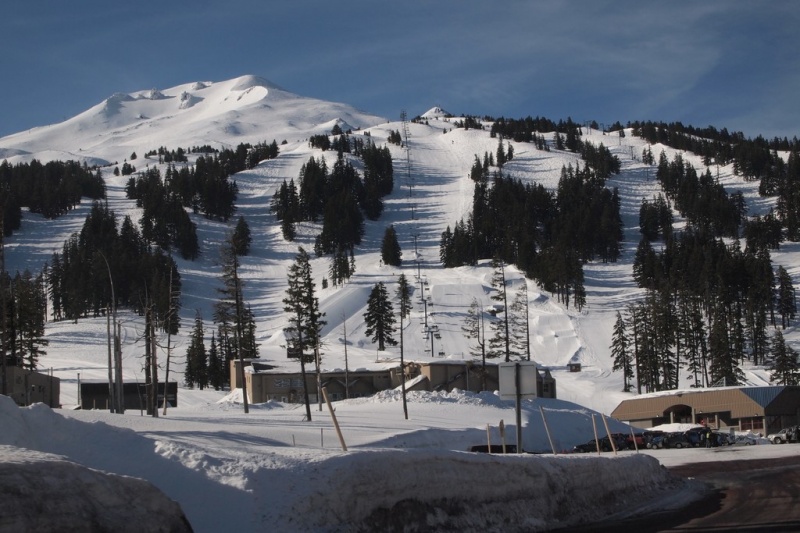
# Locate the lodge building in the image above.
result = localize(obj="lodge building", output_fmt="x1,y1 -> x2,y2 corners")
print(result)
611,386 -> 800,433
231,359 -> 557,404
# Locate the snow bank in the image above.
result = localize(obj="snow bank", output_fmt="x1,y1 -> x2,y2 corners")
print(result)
0,395 -> 704,531
0,445 -> 191,532
283,450 -> 696,532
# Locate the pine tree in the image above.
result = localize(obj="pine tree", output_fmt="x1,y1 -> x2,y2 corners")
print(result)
13,270 -> 48,371
496,138 -> 506,168
610,311 -> 633,392
381,225 -> 402,267
214,235 -> 255,412
364,282 -> 397,351
777,265 -> 796,329
708,308 -> 744,386
396,274 -> 412,320
185,310 -> 208,389
207,333 -> 225,390
396,273 -> 412,418
769,329 -> 799,385
283,247 -> 326,421
232,216 -> 252,256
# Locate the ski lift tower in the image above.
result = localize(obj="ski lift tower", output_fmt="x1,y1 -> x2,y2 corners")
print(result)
401,110 -> 415,212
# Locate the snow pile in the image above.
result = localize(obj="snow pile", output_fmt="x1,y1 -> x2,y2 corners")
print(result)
0,446 -> 191,532
0,394 -> 708,531
282,451 -> 693,532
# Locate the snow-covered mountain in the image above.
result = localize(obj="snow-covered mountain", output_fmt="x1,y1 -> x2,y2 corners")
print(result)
0,75 -> 385,166
2,74 -> 795,532
0,74 -> 786,417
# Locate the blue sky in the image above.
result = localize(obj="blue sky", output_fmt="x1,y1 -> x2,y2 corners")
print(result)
2,1 -> 798,140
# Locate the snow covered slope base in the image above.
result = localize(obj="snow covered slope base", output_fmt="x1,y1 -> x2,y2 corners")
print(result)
0,396 -> 702,532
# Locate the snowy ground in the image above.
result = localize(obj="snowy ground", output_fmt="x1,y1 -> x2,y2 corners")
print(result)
2,391 -> 753,532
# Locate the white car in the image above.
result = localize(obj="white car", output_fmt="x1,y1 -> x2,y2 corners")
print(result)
768,426 -> 798,444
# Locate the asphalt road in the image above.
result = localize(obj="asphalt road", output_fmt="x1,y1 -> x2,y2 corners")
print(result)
566,453 -> 800,532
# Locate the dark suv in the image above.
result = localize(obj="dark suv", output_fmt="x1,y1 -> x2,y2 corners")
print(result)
663,432 -> 691,449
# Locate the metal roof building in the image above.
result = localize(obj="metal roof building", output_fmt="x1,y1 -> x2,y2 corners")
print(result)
610,386 -> 800,434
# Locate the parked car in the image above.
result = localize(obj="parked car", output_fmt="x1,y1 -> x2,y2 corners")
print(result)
624,432 -> 645,449
768,426 -> 799,444
684,428 -> 705,447
712,431 -> 734,446
734,433 -> 758,446
572,433 -> 629,453
572,439 -> 600,453
643,430 -> 665,449
606,433 -> 631,451
662,432 -> 691,449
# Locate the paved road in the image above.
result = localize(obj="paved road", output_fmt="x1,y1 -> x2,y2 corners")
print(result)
568,454 -> 800,532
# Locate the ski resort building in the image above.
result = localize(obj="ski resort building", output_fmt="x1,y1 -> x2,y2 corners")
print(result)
231,359 -> 556,404
610,386 -> 800,433
2,367 -> 60,408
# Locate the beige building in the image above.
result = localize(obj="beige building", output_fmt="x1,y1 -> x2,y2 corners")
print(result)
611,386 -> 800,433
2,367 -> 60,408
232,359 -> 556,404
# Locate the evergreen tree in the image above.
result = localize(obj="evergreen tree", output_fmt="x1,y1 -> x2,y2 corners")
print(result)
185,310 -> 208,389
328,246 -> 354,287
207,333 -> 225,390
232,216 -> 252,256
496,138 -> 507,168
769,329 -> 799,385
298,157 -> 327,222
381,225 -> 402,267
283,247 -> 326,421
213,234 -> 257,411
363,282 -> 397,351
708,308 -> 744,386
13,270 -> 48,371
777,265 -> 796,329
396,273 -> 412,418
396,274 -> 412,321
610,311 -> 633,392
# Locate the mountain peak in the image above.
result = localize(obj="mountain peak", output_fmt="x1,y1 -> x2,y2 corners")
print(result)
229,75 -> 285,93
0,75 -> 386,164
421,106 -> 450,119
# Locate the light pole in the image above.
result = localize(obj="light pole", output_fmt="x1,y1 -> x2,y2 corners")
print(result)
97,251 -> 120,413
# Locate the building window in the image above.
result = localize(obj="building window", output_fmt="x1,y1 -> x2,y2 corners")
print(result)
742,417 -> 763,431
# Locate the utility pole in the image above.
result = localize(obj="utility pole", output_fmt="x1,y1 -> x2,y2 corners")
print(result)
315,333 -> 322,412
232,252 -> 249,414
0,212 -> 6,397
115,320 -> 123,413
150,306 -> 158,418
342,314 -> 350,399
98,251 -> 117,413
401,110 -> 413,198
524,283 -> 531,361
144,305 -> 155,416
162,266 -> 175,416
106,305 -> 114,413
399,310 -> 408,419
